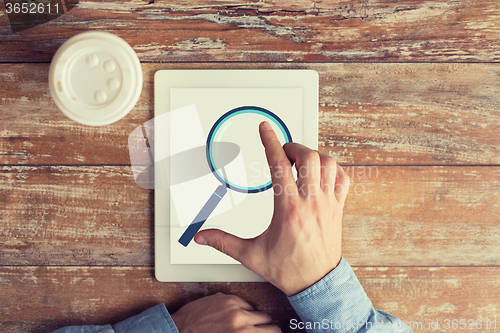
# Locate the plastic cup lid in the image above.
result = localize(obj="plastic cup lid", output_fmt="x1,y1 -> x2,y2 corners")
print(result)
49,31 -> 143,126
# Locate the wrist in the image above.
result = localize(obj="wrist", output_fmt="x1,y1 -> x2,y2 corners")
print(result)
282,256 -> 342,297
170,311 -> 183,332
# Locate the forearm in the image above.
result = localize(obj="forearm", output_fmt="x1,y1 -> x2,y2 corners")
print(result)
288,258 -> 412,333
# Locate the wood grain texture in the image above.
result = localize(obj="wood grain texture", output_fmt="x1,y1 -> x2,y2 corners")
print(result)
1,0 -> 500,63
2,62 -> 500,165
1,266 -> 499,333
356,266 -> 500,330
0,166 -> 153,266
2,1 -> 499,330
0,63 -> 152,165
1,165 -> 499,266
317,63 -> 500,164
0,266 -> 298,333
342,165 -> 500,266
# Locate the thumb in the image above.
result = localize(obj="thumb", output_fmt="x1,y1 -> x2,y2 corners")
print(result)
194,229 -> 249,263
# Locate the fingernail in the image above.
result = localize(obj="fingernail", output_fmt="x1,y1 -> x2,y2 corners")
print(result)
262,121 -> 272,131
195,236 -> 208,246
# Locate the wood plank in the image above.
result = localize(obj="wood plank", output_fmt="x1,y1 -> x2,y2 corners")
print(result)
318,63 -> 500,164
1,266 -> 499,333
0,63 -> 153,165
1,165 -> 499,266
355,266 -> 500,331
342,165 -> 500,266
1,0 -> 500,62
0,166 -> 154,266
2,62 -> 500,165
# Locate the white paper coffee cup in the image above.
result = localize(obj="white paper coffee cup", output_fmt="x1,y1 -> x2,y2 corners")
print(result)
49,31 -> 143,126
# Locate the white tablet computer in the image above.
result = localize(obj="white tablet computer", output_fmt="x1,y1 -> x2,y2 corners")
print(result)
154,70 -> 318,282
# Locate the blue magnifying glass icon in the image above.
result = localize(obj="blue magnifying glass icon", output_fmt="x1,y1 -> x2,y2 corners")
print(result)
178,106 -> 292,247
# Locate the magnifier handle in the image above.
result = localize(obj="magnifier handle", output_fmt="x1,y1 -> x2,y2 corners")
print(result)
178,184 -> 228,247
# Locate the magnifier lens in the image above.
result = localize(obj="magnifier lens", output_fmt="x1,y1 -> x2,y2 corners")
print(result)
209,110 -> 289,193
179,106 -> 292,247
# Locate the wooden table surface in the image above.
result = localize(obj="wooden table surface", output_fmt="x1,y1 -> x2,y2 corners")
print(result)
1,1 -> 500,332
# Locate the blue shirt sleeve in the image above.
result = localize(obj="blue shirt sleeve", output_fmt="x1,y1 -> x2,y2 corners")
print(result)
51,304 -> 179,333
288,258 -> 413,333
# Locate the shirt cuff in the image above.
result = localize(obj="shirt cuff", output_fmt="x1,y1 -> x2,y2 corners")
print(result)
287,257 -> 374,330
113,304 -> 180,333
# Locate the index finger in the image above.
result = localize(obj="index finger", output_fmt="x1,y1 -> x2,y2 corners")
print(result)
259,121 -> 297,195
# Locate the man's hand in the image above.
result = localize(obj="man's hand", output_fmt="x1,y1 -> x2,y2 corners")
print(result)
194,122 -> 350,296
171,293 -> 281,333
